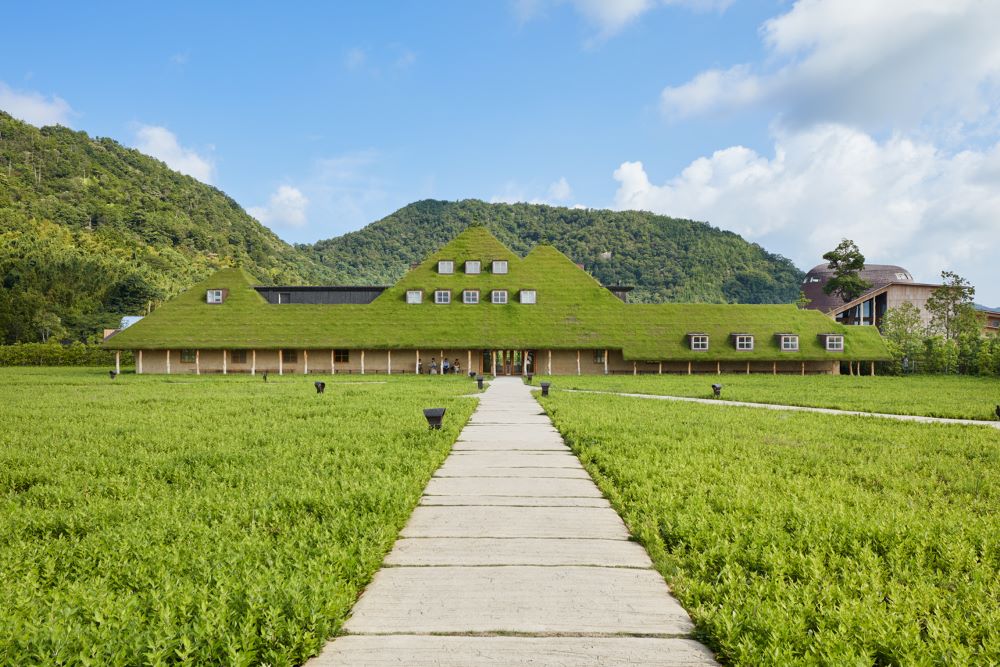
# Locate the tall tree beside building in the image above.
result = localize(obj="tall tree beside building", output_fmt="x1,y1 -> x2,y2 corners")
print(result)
821,239 -> 873,303
881,302 -> 925,372
925,271 -> 977,340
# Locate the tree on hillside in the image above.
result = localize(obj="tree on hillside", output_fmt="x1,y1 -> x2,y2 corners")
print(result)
822,239 -> 873,303
926,271 -> 977,340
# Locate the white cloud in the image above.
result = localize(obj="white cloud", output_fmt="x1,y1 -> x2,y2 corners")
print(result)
0,82 -> 74,127
248,185 -> 309,228
345,48 -> 367,70
612,123 -> 1000,305
132,125 -> 215,184
515,0 -> 731,39
660,0 -> 1000,135
491,177 -> 575,205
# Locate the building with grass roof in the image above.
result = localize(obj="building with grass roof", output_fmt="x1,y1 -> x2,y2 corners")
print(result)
103,227 -> 890,375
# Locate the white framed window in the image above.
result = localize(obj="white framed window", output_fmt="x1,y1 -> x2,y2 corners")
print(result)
689,335 -> 709,351
492,260 -> 508,274
438,260 -> 454,274
824,335 -> 844,351
434,290 -> 451,304
465,260 -> 481,274
463,289 -> 479,304
520,290 -> 536,304
780,335 -> 799,351
491,290 -> 508,304
735,335 -> 754,351
206,289 -> 224,304
406,290 -> 423,304
593,350 -> 606,364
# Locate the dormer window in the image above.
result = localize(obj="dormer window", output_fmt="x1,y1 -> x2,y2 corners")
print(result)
777,334 -> 799,351
688,334 -> 709,351
819,334 -> 844,351
520,290 -> 536,304
492,290 -> 508,304
492,260 -> 508,274
434,290 -> 451,304
463,289 -> 479,304
732,334 -> 754,351
206,289 -> 225,304
465,260 -> 481,274
438,260 -> 454,274
406,290 -> 423,304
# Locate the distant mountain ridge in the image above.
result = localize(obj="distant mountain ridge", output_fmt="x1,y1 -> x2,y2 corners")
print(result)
0,111 -> 336,343
1,111 -> 803,344
305,199 -> 803,305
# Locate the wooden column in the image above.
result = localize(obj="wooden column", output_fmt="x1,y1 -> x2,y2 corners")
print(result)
331,350 -> 336,375
548,349 -> 552,375
801,361 -> 805,376
492,351 -> 497,376
576,350 -> 581,375
772,361 -> 777,375
195,349 -> 200,375
604,350 -> 608,375
746,360 -> 750,375
633,361 -> 637,376
303,350 -> 309,375
251,349 -> 256,375
522,351 -> 527,376
468,349 -> 472,374
387,349 -> 392,375
871,361 -> 875,376
137,350 -> 143,374
415,349 -> 419,374
716,361 -> 721,375
687,361 -> 692,375
115,351 -> 121,375
361,350 -> 366,375
166,350 -> 171,375
658,361 -> 662,374
278,350 -> 283,376
223,350 -> 228,375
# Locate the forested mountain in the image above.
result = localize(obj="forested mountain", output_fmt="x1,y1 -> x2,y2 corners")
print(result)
1,111 -> 802,345
305,199 -> 803,304
0,111 -> 335,343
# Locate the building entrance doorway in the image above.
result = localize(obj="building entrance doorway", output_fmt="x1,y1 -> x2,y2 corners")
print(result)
482,350 -> 536,376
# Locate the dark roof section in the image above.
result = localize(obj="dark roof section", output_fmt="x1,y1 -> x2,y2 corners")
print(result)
254,285 -> 388,305
801,263 -> 914,313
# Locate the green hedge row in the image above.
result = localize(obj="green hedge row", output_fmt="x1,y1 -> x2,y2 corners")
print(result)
0,343 -> 132,367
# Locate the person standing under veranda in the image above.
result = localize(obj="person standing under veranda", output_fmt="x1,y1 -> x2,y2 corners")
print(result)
417,358 -> 423,374
453,358 -> 461,375
430,358 -> 438,375
442,358 -> 450,375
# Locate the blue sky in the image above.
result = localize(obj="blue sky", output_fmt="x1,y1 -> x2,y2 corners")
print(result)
3,1 -> 999,305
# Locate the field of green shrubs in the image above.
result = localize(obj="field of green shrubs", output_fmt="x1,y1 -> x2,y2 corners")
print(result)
0,368 -> 477,665
537,373 -> 1000,420
539,391 -> 1000,665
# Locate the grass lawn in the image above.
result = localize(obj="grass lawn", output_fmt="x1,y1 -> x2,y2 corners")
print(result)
536,373 -> 1000,421
538,390 -> 1000,665
0,368 -> 478,666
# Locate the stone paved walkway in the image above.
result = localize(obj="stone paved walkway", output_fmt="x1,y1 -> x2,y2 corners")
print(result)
566,389 -> 1000,429
307,377 -> 718,666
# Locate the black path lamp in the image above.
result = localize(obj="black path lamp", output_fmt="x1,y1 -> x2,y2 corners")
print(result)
476,375 -> 484,390
315,381 -> 326,394
109,370 -> 118,380
526,373 -> 534,384
262,371 -> 268,383
712,384 -> 723,398
469,371 -> 476,378
423,408 -> 446,429
540,381 -> 551,397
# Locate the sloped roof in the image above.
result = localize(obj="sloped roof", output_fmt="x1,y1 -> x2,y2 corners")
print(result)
104,227 -> 889,360
802,263 -> 916,313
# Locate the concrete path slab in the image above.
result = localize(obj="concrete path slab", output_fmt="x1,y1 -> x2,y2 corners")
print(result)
312,636 -> 718,666
307,377 -> 717,666
384,537 -> 651,567
424,476 -> 605,497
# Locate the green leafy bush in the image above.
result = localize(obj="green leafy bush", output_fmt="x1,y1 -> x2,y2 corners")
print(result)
0,342 -> 132,366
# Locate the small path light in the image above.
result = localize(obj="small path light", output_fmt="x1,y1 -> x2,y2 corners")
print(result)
262,371 -> 268,382
712,384 -> 723,398
469,371 -> 476,378
109,370 -> 118,380
423,408 -> 446,430
315,381 -> 326,394
476,375 -> 484,390
526,374 -> 534,384
540,381 -> 551,397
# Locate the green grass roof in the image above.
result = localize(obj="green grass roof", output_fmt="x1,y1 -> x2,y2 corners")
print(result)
104,227 -> 890,361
